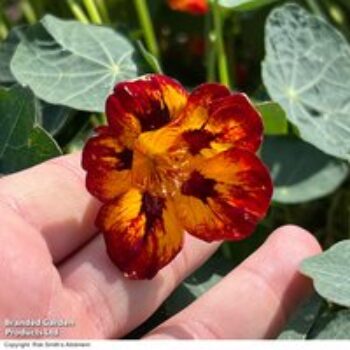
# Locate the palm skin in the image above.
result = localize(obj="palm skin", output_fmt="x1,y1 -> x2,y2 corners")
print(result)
0,152 -> 321,339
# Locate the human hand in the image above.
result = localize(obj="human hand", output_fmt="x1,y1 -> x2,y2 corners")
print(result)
0,153 -> 321,339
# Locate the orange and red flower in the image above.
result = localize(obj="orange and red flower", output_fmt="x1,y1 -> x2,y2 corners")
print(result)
82,74 -> 272,279
167,0 -> 209,15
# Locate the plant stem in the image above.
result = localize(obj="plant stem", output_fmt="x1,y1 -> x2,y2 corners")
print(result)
0,5 -> 8,40
99,113 -> 107,124
95,0 -> 111,24
212,0 -> 231,88
133,0 -> 160,59
83,0 -> 102,24
21,0 -> 37,24
305,0 -> 324,17
67,0 -> 90,24
325,0 -> 350,36
31,0 -> 44,19
0,22 -> 8,40
90,113 -> 106,127
205,12 -> 216,82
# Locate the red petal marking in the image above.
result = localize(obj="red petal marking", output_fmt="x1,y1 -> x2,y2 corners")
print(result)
181,170 -> 217,203
106,74 -> 188,147
82,129 -> 132,201
141,192 -> 165,232
115,80 -> 170,131
176,148 -> 272,242
105,95 -> 141,148
182,129 -> 216,155
207,93 -> 264,153
202,148 -> 273,218
170,92 -> 264,157
96,189 -> 184,279
164,82 -> 231,157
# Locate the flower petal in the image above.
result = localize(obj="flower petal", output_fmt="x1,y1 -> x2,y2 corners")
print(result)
175,83 -> 231,130
106,74 -> 188,147
96,188 -> 184,279
175,148 -> 272,242
207,93 -> 263,152
167,0 -> 209,15
82,129 -> 132,202
174,93 -> 263,158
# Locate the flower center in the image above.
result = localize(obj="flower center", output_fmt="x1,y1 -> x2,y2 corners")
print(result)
131,130 -> 189,196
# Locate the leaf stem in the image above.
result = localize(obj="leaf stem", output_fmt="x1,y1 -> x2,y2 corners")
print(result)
83,0 -> 102,24
30,0 -> 44,19
95,0 -> 111,24
325,0 -> 350,36
205,11 -> 216,82
305,0 -> 324,18
0,23 -> 8,40
212,0 -> 231,88
0,5 -> 8,40
21,0 -> 37,24
133,0 -> 160,59
67,0 -> 90,24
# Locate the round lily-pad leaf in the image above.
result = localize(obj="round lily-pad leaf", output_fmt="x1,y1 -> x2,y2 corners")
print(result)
0,27 -> 24,84
11,15 -> 138,112
301,240 -> 350,308
309,310 -> 350,339
219,0 -> 279,11
261,137 -> 348,204
262,4 -> 350,160
278,294 -> 322,339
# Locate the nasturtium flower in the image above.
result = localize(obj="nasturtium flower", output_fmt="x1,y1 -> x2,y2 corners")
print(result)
82,74 -> 273,279
167,0 -> 209,15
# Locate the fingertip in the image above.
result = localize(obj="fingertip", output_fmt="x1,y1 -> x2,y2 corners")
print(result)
233,225 -> 322,337
144,226 -> 323,340
267,224 -> 322,261
256,225 -> 322,327
245,224 -> 322,275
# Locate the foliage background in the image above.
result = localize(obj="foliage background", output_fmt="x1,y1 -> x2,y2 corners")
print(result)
0,0 -> 350,339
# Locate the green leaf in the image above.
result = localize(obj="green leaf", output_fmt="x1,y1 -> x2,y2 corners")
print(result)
301,240 -> 350,308
278,294 -> 323,339
219,0 -> 279,11
261,137 -> 348,204
11,15 -> 138,112
256,101 -> 288,135
0,85 -> 61,174
262,4 -> 350,160
309,310 -> 350,339
37,100 -> 72,136
0,27 -> 25,84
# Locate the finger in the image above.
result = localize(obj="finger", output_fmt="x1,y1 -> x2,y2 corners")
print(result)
0,203 -> 63,327
56,234 -> 219,338
0,152 -> 100,263
145,225 -> 322,339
